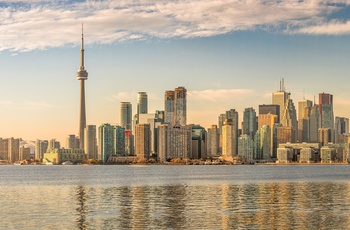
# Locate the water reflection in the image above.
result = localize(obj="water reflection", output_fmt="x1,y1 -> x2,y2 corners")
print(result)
73,182 -> 350,229
76,185 -> 87,229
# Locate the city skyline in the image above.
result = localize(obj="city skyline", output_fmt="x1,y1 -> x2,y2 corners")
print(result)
1,1 -> 350,145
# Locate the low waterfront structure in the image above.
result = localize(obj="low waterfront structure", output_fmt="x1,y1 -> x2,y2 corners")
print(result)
276,148 -> 293,163
299,148 -> 316,163
43,148 -> 86,164
320,146 -> 336,163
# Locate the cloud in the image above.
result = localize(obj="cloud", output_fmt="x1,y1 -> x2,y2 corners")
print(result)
1,0 -> 350,52
188,89 -> 255,102
110,91 -> 137,102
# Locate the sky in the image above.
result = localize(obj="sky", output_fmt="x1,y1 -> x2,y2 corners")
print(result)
1,0 -> 350,147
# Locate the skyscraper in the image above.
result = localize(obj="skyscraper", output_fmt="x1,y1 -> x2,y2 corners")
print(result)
98,123 -> 115,163
35,139 -> 48,159
135,123 -> 151,159
66,134 -> 79,149
272,79 -> 288,123
309,104 -> 321,142
137,92 -> 148,122
282,94 -> 298,141
174,86 -> 187,126
243,107 -> 257,138
207,125 -> 219,157
164,90 -> 175,126
84,125 -> 97,159
298,99 -> 312,142
319,93 -> 334,142
225,109 -> 239,155
334,117 -> 349,143
76,25 -> 88,149
222,119 -> 234,158
259,104 -> 280,123
120,102 -> 132,130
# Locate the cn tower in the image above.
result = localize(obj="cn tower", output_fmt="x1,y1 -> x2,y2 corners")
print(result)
77,24 -> 88,149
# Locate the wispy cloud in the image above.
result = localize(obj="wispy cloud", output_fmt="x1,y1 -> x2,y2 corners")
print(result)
1,0 -> 350,52
189,89 -> 255,102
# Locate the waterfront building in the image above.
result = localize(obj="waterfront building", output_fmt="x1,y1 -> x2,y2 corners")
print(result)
35,139 -> 48,159
174,86 -> 187,126
0,138 -> 20,163
243,107 -> 257,138
120,102 -> 132,130
43,148 -> 86,164
257,125 -> 271,160
76,25 -> 88,149
191,125 -> 207,159
98,123 -> 115,163
84,125 -> 97,159
320,146 -> 336,163
66,134 -> 79,149
272,123 -> 283,158
298,99 -> 312,142
335,117 -> 349,143
139,113 -> 164,155
319,93 -> 334,142
299,148 -> 315,163
309,104 -> 321,142
282,94 -> 298,141
157,124 -> 192,163
225,109 -> 239,155
164,90 -> 175,126
238,134 -> 254,162
125,130 -> 134,156
259,104 -> 280,123
318,128 -> 331,146
276,147 -> 293,163
278,142 -> 321,163
135,124 -> 151,160
207,125 -> 220,157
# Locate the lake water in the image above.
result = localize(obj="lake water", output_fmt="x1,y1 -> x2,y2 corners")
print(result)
1,165 -> 350,229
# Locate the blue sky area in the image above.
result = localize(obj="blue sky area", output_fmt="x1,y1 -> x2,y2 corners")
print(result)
0,0 -> 350,145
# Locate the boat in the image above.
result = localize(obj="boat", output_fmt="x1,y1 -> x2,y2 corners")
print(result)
62,161 -> 73,165
46,162 -> 54,165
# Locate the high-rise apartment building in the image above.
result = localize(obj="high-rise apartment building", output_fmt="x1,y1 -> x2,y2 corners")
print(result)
137,92 -> 148,122
298,99 -> 312,142
277,126 -> 295,146
98,123 -> 115,163
191,125 -> 207,159
35,139 -> 48,159
139,113 -> 163,155
222,119 -> 234,158
243,107 -> 257,138
114,126 -> 125,155
157,124 -> 192,162
174,86 -> 187,126
225,109 -> 239,155
66,134 -> 79,149
207,125 -> 219,157
48,139 -> 60,150
76,25 -> 88,149
120,102 -> 132,130
319,93 -> 334,141
238,134 -> 254,162
0,138 -> 20,163
84,125 -> 97,159
258,125 -> 271,160
135,124 -> 151,160
164,90 -> 175,126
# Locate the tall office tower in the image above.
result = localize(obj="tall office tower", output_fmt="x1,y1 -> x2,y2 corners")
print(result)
157,124 -> 192,163
76,25 -> 88,149
309,104 -> 321,142
258,125 -> 271,160
66,134 -> 79,149
277,126 -> 295,147
272,123 -> 283,158
222,119 -> 234,158
257,113 -> 277,158
114,126 -> 125,155
84,125 -> 97,159
98,123 -> 115,163
298,99 -> 313,142
282,94 -> 298,141
48,139 -> 60,150
259,104 -> 280,123
238,134 -> 254,162
174,86 -> 187,126
35,139 -> 48,159
120,102 -> 132,130
225,109 -> 239,155
135,124 -> 151,160
335,117 -> 349,143
319,93 -> 334,141
318,128 -> 331,146
243,107 -> 257,138
272,79 -> 288,123
207,125 -> 219,157
218,114 -> 226,132
137,92 -> 148,122
191,125 -> 207,159
164,90 -> 175,126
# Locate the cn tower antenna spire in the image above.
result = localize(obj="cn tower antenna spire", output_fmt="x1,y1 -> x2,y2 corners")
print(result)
80,23 -> 85,71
